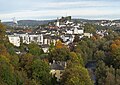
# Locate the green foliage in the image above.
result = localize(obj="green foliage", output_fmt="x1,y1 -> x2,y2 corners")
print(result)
31,59 -> 51,85
84,23 -> 96,33
104,68 -> 115,85
105,30 -> 119,40
49,47 -> 70,61
68,52 -> 84,67
0,22 -> 6,43
0,56 -> 16,85
94,50 -> 105,60
62,64 -> 93,85
96,60 -> 120,85
111,47 -> 120,69
28,43 -> 43,56
0,22 -> 52,85
95,60 -> 108,85
62,51 -> 93,85
1,21 -> 120,85
74,40 -> 93,64
49,42 -> 55,52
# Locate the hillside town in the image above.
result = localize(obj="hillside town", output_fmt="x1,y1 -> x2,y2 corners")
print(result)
1,0 -> 120,84
4,16 -> 120,84
7,16 -> 110,53
0,15 -> 120,85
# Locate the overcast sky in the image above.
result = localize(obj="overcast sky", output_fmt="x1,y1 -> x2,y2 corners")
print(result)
0,0 -> 120,21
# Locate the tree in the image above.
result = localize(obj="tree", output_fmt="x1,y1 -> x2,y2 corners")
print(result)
84,23 -> 96,34
61,59 -> 93,85
0,55 -> 16,85
19,53 -> 34,78
110,46 -> 120,84
102,41 -> 111,51
68,52 -> 84,67
55,40 -> 65,49
105,72 -> 115,85
31,59 -> 51,85
116,69 -> 120,85
95,60 -> 108,85
49,47 -> 70,61
62,65 -> 93,85
109,39 -> 120,69
0,22 -> 6,43
28,43 -> 43,56
94,50 -> 105,61
74,40 -> 93,64
49,42 -> 55,52
62,51 -> 93,85
0,43 -> 9,57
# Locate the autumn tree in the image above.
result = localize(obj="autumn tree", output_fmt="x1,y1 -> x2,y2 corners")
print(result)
104,66 -> 115,85
74,40 -> 93,64
62,65 -> 93,85
84,23 -> 96,34
68,52 -> 84,67
94,50 -> 105,61
0,55 -> 16,85
95,60 -> 108,85
28,42 -> 43,56
49,47 -> 70,61
31,59 -> 51,85
62,52 -> 93,85
0,22 -> 6,43
55,40 -> 65,49
49,40 -> 70,61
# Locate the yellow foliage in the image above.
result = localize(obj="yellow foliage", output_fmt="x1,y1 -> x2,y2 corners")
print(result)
110,39 -> 120,52
0,55 -> 10,63
55,40 -> 64,49
114,39 -> 120,46
91,36 -> 97,41
0,44 -> 10,58
111,39 -> 120,51
110,44 -> 118,50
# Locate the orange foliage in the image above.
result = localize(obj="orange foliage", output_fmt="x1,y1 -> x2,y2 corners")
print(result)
110,39 -> 120,51
55,40 -> 64,49
91,36 -> 97,41
110,44 -> 118,50
0,44 -> 9,57
114,39 -> 120,46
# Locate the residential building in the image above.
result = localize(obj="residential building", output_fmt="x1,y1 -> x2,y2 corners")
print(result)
8,35 -> 20,47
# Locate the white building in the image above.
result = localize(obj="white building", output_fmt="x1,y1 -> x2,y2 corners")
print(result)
66,30 -> 73,34
73,27 -> 84,34
8,33 -> 44,47
66,20 -> 73,25
14,33 -> 30,44
8,35 -> 20,47
60,34 -> 74,45
84,33 -> 93,38
15,33 -> 44,45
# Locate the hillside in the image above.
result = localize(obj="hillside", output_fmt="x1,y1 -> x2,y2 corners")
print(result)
3,20 -> 55,27
3,18 -> 120,27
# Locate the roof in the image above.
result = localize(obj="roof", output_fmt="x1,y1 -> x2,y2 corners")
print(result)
51,63 -> 64,70
50,61 -> 66,70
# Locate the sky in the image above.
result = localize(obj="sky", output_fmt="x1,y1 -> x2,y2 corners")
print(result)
0,0 -> 120,21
